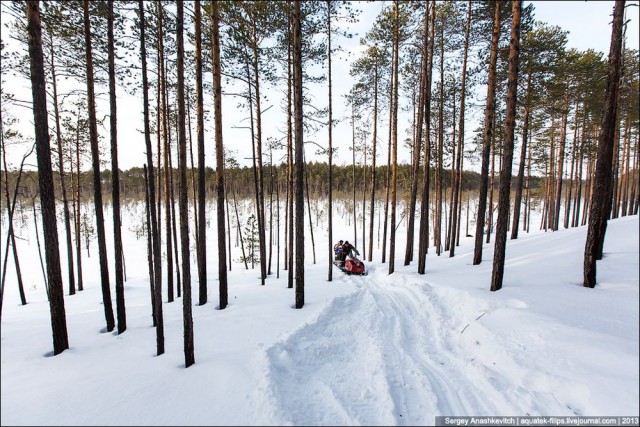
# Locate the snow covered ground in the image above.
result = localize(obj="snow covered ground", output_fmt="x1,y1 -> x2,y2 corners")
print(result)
1,199 -> 638,426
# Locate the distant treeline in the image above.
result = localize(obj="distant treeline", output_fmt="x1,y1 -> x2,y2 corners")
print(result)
4,162 -> 547,204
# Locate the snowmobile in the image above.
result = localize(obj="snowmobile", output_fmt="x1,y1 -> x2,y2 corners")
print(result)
333,253 -> 367,276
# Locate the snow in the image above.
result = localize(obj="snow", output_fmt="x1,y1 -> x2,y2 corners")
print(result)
1,200 -> 638,426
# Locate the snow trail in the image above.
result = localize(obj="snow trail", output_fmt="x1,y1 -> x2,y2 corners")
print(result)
262,264 -> 526,425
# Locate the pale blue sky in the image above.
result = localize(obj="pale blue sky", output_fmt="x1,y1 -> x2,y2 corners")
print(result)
530,0 -> 639,55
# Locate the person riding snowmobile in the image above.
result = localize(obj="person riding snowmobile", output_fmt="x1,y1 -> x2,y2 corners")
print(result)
340,240 -> 359,262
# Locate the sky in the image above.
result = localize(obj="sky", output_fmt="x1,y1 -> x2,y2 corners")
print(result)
1,1 -> 639,172
1,194 -> 638,425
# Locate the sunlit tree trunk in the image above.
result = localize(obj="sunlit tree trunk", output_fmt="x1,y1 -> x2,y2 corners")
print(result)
584,0 -> 625,288
473,0 -> 501,265
490,0 -> 521,292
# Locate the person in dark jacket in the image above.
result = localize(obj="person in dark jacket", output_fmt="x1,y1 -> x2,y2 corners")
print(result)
341,240 -> 359,262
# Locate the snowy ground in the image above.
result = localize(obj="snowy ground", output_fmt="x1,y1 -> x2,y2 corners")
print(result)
1,199 -> 638,426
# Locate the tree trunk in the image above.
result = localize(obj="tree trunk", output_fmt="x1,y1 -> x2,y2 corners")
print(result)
186,92 -> 200,268
630,136 -> 639,215
232,184 -> 249,269
381,40 -> 394,265
138,0 -> 164,355
553,84 -> 570,231
418,0 -> 435,275
446,85 -> 457,253
108,1 -> 126,334
176,2 -> 194,368
287,3 -> 294,288
48,34 -> 75,297
268,151 -> 274,274
351,103 -> 357,247
26,0 -> 69,355
449,0 -> 471,258
490,0 -> 521,292
511,71 -> 531,239
610,120 -> 621,219
473,0 -> 501,265
572,113 -> 586,228
32,199 -> 49,295
435,22 -> 444,256
389,0 -> 400,274
212,0 -> 228,310
547,117 -> 556,230
327,0 -> 334,280
74,111 -> 84,291
168,127 -> 181,298
84,0 -> 115,332
195,0 -> 207,305
276,166 -> 280,278
362,138 -> 367,253
158,3 -> 174,304
1,143 -> 33,317
405,1 -> 429,266
250,20 -> 267,287
487,127 -> 496,242
293,0 -> 304,308
304,151 -> 316,264
368,61 -> 378,263
144,165 -> 156,326
225,176 -> 232,272
582,140 -> 596,226
564,102 -> 579,228
619,119 -> 631,216
584,0 -> 625,288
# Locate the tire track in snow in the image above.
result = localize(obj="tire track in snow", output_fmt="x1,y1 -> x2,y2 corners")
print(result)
263,266 -> 528,425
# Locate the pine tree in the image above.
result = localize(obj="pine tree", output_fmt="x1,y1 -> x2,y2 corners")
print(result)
83,0 -> 115,330
26,0 -> 69,355
584,0 -> 625,288
473,0 -> 502,265
108,0 -> 126,334
293,0 -> 304,308
176,0 -> 195,367
212,0 -> 228,310
138,0 -> 164,355
490,0 -> 522,292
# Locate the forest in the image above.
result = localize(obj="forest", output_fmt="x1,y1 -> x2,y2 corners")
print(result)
0,0 -> 638,366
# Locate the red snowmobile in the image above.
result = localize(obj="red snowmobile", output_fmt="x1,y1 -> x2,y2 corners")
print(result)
333,251 -> 367,276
